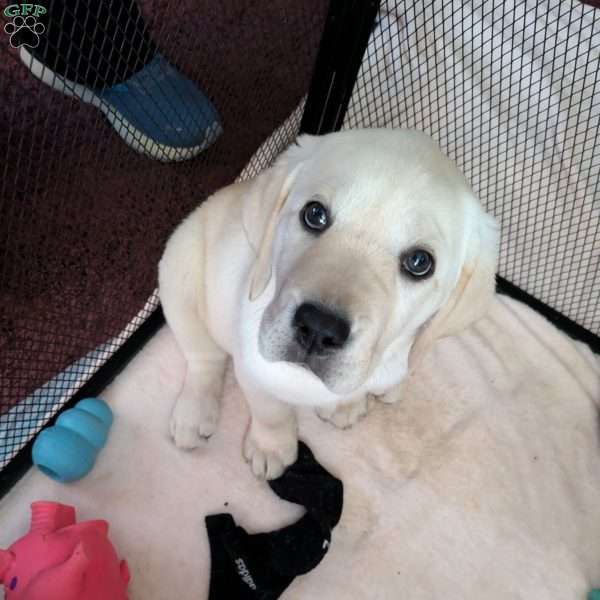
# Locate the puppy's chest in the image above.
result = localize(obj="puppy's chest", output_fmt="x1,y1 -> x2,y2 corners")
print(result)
364,358 -> 406,397
364,335 -> 412,397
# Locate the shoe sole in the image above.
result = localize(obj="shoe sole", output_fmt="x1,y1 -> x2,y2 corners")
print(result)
20,47 -> 221,162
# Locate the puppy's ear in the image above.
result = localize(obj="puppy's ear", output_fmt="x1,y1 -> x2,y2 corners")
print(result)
408,200 -> 499,370
244,135 -> 318,301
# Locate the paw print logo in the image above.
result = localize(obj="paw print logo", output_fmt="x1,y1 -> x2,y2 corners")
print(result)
4,14 -> 45,49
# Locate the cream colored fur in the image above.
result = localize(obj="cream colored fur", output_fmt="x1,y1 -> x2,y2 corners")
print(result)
158,128 -> 499,479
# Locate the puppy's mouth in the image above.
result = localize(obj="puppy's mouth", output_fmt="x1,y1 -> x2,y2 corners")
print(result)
279,343 -> 364,395
283,345 -> 331,376
259,300 -> 368,394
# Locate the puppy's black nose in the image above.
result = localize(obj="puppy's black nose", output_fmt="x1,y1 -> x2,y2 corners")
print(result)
293,303 -> 350,355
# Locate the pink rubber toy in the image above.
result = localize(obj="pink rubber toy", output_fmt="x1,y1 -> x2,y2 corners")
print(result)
0,501 -> 129,600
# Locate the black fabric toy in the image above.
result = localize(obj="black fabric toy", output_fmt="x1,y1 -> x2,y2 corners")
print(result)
205,442 -> 344,600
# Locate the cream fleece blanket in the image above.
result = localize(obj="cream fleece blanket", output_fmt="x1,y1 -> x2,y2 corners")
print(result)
1,294 -> 599,600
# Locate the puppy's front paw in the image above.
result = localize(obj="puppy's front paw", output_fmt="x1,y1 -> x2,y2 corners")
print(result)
316,396 -> 374,429
243,420 -> 298,480
169,392 -> 219,450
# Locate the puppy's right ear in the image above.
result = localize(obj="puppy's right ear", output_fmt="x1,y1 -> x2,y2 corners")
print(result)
243,135 -> 318,300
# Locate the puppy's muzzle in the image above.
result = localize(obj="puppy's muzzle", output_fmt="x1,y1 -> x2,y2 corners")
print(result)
292,302 -> 350,357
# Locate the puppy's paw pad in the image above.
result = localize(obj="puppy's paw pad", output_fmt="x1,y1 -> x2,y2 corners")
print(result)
243,430 -> 297,480
317,397 -> 370,429
169,395 -> 219,450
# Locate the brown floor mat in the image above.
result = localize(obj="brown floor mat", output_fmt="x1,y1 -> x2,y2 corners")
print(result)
0,0 -> 328,414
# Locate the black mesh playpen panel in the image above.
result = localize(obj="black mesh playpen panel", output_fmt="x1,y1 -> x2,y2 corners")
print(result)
0,0 -> 327,474
344,0 -> 599,337
1,0 -> 599,494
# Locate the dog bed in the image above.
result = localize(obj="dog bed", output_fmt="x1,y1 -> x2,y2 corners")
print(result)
1,294 -> 599,599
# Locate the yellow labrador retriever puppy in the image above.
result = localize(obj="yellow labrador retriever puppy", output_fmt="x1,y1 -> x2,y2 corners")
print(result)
158,128 -> 499,479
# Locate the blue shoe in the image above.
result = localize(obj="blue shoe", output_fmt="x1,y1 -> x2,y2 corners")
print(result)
20,48 -> 222,162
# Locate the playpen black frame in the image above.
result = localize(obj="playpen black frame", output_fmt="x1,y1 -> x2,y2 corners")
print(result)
1,0 -> 598,499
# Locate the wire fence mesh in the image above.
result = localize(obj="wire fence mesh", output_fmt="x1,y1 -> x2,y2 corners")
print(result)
345,0 -> 599,336
2,0 -> 599,476
0,0 -> 326,469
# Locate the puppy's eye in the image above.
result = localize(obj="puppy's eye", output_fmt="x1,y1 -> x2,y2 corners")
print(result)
401,248 -> 434,278
301,201 -> 329,232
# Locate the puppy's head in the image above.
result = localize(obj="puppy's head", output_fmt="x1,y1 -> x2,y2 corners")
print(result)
244,129 -> 499,395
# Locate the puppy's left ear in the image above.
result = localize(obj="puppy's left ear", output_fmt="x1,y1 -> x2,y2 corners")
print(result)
408,199 -> 500,370
244,134 -> 318,301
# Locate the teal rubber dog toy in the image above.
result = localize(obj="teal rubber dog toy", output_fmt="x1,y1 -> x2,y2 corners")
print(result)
32,398 -> 113,482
